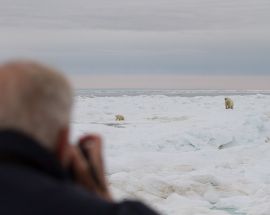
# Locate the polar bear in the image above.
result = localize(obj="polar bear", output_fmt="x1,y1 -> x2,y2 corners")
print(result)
224,97 -> 234,109
115,114 -> 125,121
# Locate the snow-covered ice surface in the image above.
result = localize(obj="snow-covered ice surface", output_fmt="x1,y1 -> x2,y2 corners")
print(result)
71,90 -> 270,215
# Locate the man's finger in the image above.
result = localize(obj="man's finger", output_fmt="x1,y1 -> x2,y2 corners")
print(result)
67,146 -> 97,192
77,135 -> 112,201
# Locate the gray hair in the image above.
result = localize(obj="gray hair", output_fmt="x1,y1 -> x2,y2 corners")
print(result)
0,61 -> 73,151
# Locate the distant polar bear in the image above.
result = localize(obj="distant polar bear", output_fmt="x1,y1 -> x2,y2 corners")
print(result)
115,114 -> 125,121
225,97 -> 234,109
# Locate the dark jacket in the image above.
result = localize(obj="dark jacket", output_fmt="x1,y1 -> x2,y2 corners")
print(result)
0,131 -> 159,215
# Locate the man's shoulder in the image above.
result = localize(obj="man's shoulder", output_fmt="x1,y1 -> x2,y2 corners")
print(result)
0,165 -> 159,215
53,184 -> 159,215
31,167 -> 160,215
115,200 -> 159,215
26,174 -> 159,215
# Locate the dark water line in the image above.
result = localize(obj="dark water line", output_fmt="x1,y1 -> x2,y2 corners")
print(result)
75,89 -> 270,98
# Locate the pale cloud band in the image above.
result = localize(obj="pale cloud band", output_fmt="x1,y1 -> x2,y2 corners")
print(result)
69,75 -> 270,90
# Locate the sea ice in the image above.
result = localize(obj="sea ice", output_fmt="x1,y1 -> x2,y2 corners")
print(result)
72,93 -> 270,215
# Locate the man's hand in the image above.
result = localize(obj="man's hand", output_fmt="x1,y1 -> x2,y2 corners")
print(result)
67,135 -> 112,202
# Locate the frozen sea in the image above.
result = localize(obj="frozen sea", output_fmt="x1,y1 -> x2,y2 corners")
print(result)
72,89 -> 270,215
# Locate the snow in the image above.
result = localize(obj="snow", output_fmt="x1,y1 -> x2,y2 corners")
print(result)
71,92 -> 270,215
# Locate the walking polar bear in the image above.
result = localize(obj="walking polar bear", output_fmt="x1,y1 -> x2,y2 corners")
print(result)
115,114 -> 125,121
225,97 -> 234,109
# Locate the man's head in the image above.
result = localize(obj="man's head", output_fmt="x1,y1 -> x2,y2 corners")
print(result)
0,60 -> 73,153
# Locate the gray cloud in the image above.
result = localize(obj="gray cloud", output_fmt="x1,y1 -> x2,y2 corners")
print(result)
0,29 -> 269,75
0,0 -> 269,31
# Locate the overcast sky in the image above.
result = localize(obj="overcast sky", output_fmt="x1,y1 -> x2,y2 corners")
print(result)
0,0 -> 269,88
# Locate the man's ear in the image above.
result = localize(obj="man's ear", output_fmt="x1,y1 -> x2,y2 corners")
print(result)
55,127 -> 70,167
